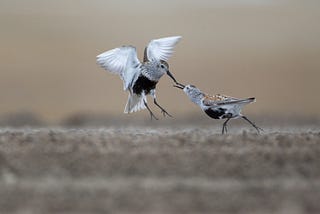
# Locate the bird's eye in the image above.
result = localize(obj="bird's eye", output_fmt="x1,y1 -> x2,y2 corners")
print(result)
160,64 -> 165,69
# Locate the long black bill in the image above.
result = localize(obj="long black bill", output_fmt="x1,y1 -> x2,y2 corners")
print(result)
166,70 -> 178,84
173,82 -> 185,89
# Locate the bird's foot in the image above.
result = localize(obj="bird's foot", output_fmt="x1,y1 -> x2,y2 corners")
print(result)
222,125 -> 228,134
161,109 -> 173,118
254,125 -> 264,134
149,112 -> 159,121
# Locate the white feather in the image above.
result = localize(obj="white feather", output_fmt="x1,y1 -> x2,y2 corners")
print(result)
96,46 -> 141,90
146,36 -> 182,62
124,93 -> 146,113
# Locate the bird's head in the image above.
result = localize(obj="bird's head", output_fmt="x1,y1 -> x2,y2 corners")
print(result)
174,83 -> 204,104
159,60 -> 179,84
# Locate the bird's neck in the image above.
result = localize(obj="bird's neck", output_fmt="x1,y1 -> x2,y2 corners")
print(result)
189,93 -> 205,107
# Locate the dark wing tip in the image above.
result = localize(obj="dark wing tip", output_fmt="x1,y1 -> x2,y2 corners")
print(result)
143,46 -> 149,62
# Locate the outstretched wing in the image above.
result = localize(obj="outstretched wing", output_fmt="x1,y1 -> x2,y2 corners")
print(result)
97,46 -> 141,90
203,94 -> 255,107
144,36 -> 182,62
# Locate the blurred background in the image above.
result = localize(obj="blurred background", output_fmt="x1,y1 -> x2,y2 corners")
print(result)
0,0 -> 319,125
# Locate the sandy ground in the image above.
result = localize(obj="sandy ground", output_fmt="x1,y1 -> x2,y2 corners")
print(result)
0,123 -> 319,214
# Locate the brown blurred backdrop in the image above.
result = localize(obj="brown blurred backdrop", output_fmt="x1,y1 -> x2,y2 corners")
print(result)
0,0 -> 319,123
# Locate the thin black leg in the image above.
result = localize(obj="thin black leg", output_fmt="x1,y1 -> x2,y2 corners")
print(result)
154,99 -> 173,117
144,100 -> 158,120
222,118 -> 231,134
242,116 -> 263,133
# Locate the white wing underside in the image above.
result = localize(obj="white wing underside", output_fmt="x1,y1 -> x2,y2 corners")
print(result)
96,46 -> 141,90
146,36 -> 182,62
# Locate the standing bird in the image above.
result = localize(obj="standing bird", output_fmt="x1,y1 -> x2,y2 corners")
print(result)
174,83 -> 263,134
97,36 -> 182,120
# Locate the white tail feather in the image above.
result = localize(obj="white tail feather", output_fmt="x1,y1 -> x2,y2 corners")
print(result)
124,93 -> 146,113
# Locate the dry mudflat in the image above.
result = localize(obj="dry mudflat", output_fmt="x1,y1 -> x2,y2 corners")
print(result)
0,123 -> 319,214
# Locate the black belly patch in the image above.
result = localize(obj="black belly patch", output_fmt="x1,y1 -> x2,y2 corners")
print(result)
204,108 -> 230,119
132,75 -> 157,95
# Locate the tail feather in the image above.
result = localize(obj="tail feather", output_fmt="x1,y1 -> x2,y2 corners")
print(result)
244,97 -> 256,103
235,97 -> 256,105
124,93 -> 146,113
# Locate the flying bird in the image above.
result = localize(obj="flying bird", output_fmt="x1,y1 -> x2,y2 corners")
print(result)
97,36 -> 182,120
174,83 -> 263,134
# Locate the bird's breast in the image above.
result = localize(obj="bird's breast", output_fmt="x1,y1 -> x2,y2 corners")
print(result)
132,75 -> 157,95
